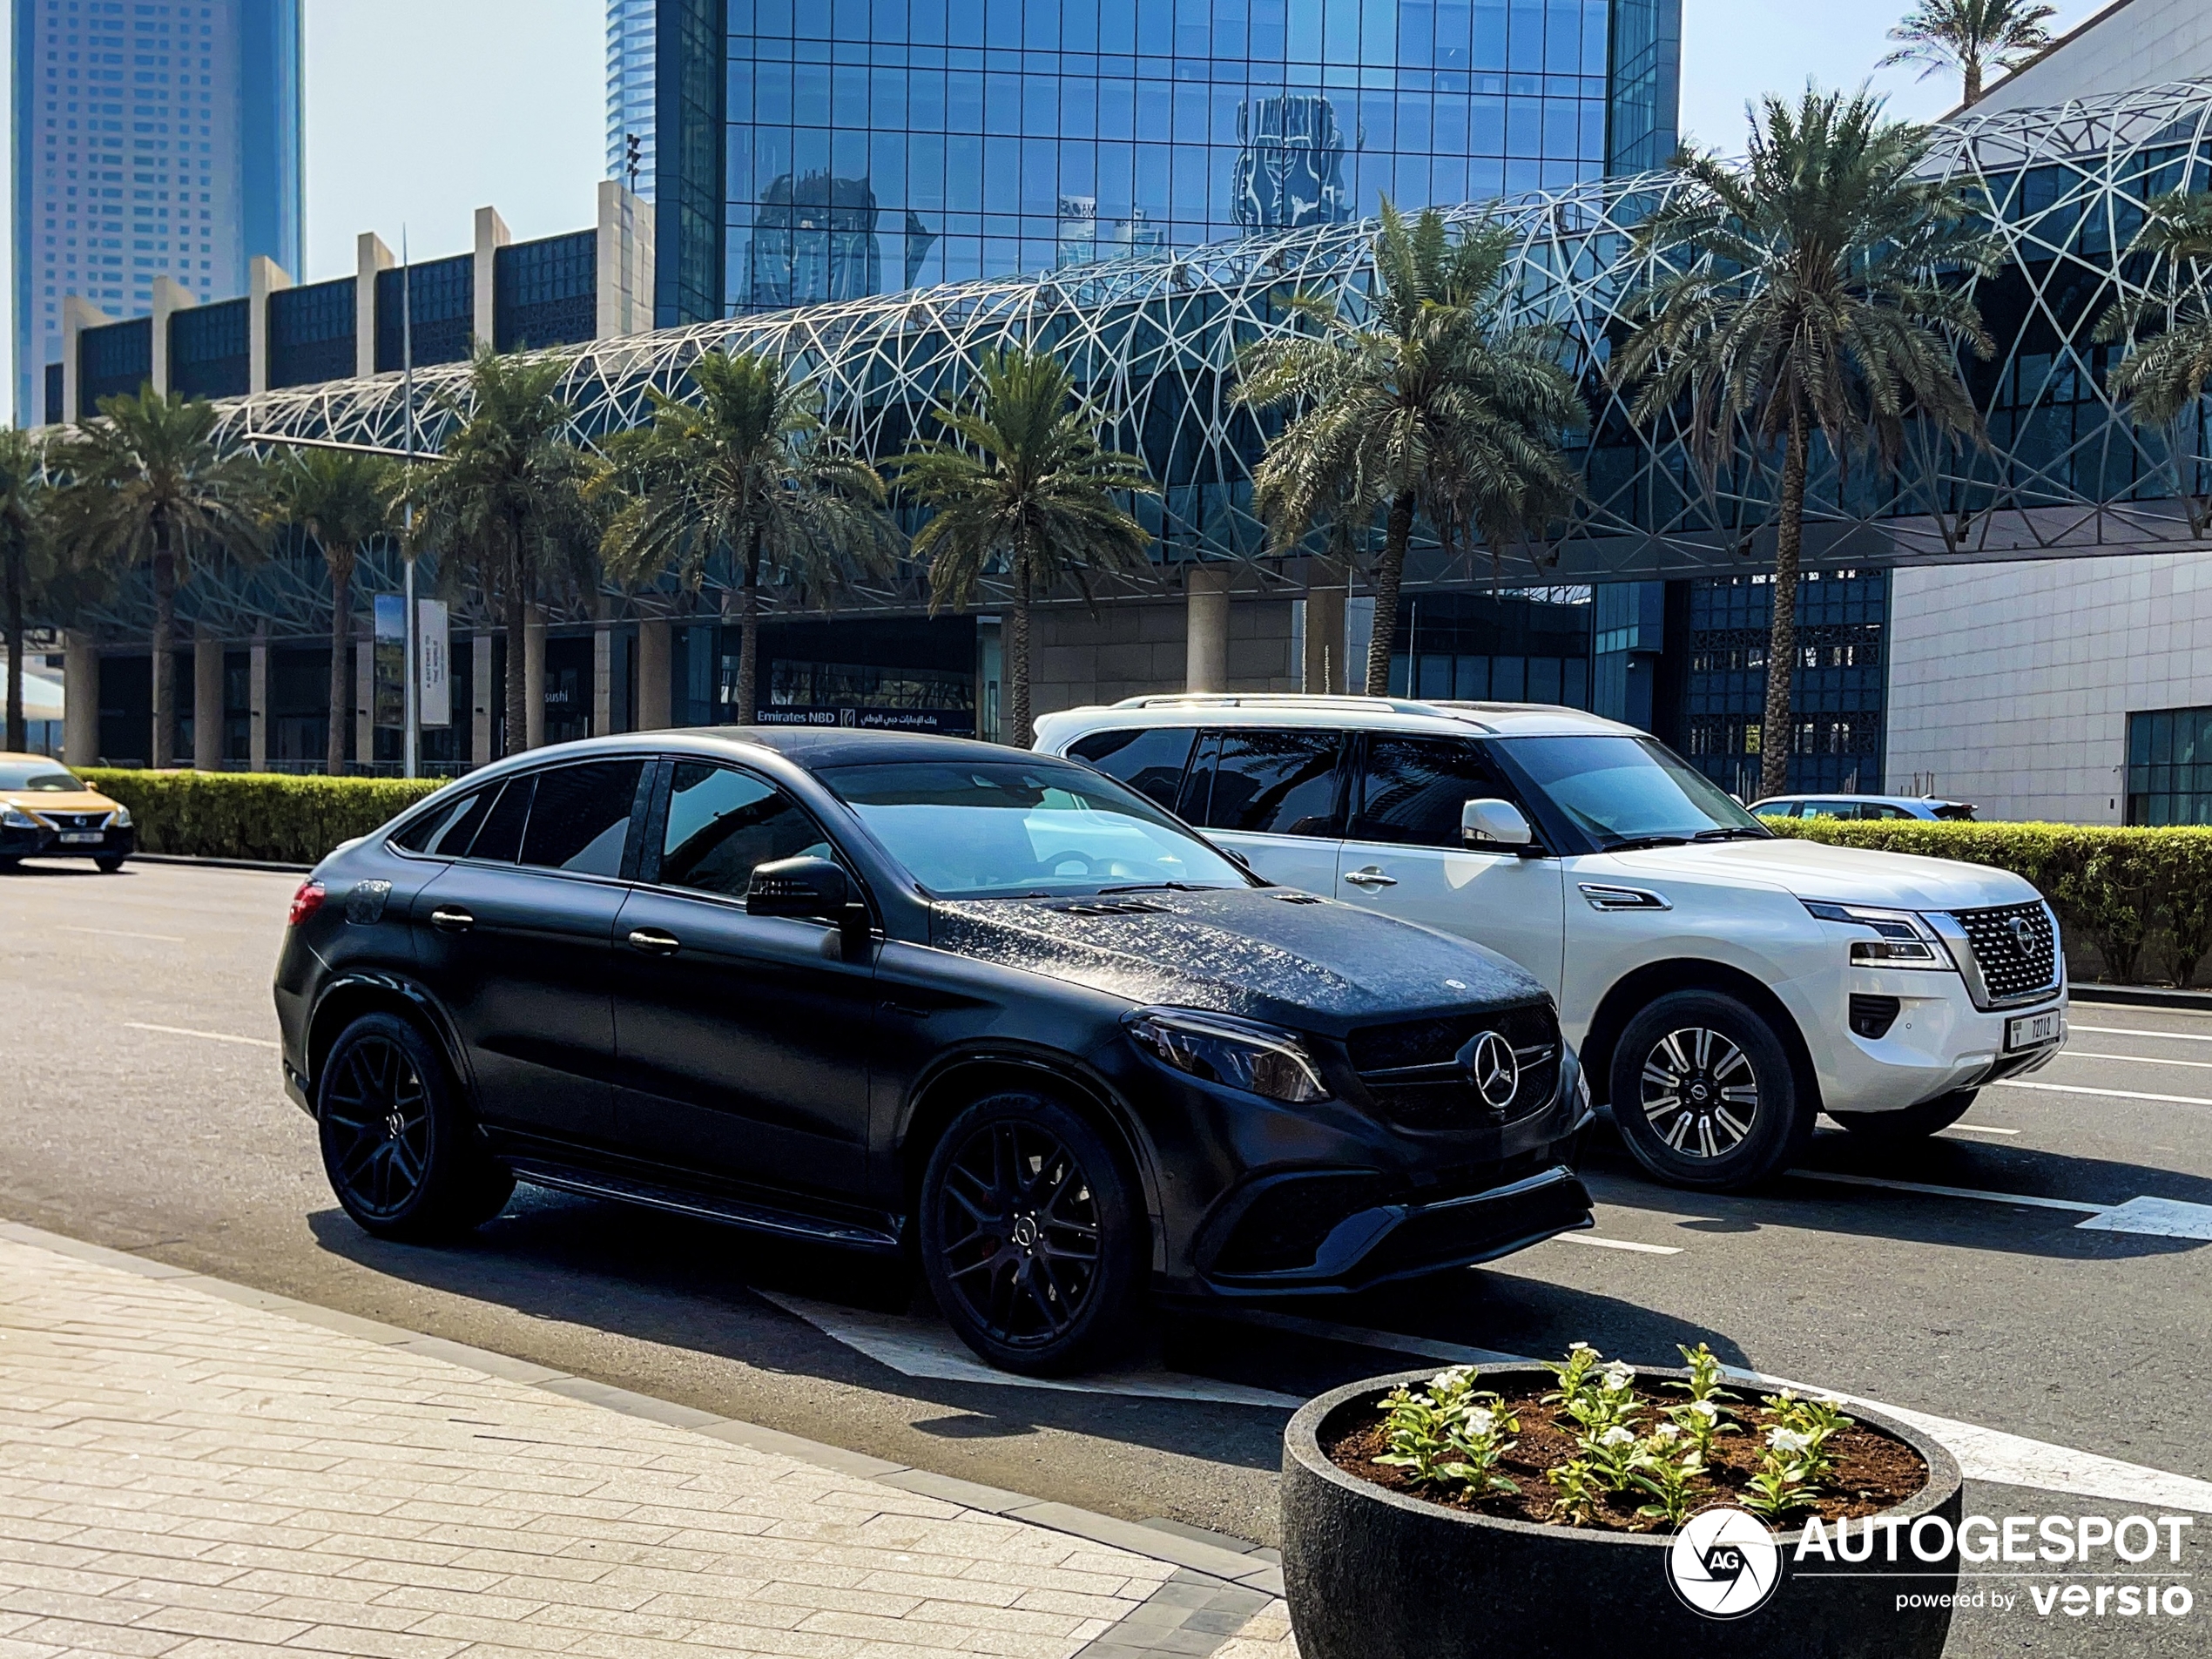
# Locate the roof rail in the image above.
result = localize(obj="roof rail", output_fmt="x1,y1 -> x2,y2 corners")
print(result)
1107,692 -> 1444,715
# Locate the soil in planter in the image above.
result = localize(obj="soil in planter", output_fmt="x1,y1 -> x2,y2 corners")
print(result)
1322,1378 -> 1927,1534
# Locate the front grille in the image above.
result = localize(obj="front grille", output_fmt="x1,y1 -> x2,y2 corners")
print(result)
1212,1172 -> 1392,1274
37,810 -> 111,832
1952,901 -> 2060,1004
1346,1001 -> 1561,1132
1849,994 -> 1900,1040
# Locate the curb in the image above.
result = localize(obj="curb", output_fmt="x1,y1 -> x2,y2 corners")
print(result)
2068,982 -> 2212,1012
0,1215 -> 1288,1601
131,852 -> 319,873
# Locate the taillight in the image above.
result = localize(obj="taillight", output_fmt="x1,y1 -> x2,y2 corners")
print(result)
288,880 -> 327,927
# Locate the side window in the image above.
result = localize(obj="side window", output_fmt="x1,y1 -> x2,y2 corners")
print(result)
468,775 -> 536,863
1067,727 -> 1197,813
1753,800 -> 1799,819
658,762 -> 837,900
1352,736 -> 1519,849
1193,729 -> 1345,837
519,760 -> 645,877
393,785 -> 491,854
1802,800 -> 1858,820
1863,803 -> 1910,820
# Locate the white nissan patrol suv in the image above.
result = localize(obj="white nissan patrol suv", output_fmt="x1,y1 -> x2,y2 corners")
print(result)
1034,696 -> 2068,1192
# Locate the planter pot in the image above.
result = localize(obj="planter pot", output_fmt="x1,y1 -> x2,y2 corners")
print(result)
1283,1366 -> 1963,1659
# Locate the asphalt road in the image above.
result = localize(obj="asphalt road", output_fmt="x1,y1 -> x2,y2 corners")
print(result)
3,856 -> 2207,1656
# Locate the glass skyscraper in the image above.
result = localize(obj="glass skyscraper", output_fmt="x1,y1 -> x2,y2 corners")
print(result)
639,0 -> 1679,324
10,0 -> 303,424
606,0 -> 657,199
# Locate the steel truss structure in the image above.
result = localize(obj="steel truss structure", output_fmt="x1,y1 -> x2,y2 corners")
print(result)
71,78 -> 2212,644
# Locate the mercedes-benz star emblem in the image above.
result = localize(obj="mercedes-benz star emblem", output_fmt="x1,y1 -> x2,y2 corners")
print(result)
2008,914 -> 2037,951
1457,1029 -> 1521,1110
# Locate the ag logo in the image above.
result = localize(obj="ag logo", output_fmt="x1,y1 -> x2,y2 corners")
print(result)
1456,1029 -> 1520,1110
1666,1507 -> 1781,1618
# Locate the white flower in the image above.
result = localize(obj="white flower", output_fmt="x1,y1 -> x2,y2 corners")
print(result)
1687,1400 -> 1718,1420
1429,1366 -> 1473,1392
1767,1426 -> 1812,1454
1466,1407 -> 1497,1436
1651,1422 -> 1682,1444
1568,1341 -> 1595,1354
1601,1426 -> 1637,1448
1602,1363 -> 1635,1391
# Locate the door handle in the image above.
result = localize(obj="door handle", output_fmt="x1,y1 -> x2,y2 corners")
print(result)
627,927 -> 682,955
1343,867 -> 1399,889
428,906 -> 475,933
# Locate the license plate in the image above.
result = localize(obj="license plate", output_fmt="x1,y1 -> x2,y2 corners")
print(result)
57,831 -> 102,845
2006,1010 -> 2061,1051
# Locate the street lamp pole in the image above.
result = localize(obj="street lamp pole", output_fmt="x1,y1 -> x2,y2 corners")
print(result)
401,227 -> 419,780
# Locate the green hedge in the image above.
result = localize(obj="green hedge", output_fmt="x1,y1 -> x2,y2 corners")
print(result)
81,769 -> 448,867
1767,818 -> 2212,987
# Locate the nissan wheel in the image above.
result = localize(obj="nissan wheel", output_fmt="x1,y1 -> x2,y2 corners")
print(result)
1609,990 -> 1813,1192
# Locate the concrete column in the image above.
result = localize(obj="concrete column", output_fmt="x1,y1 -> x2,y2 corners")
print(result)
355,233 -> 394,379
62,631 -> 98,765
61,295 -> 109,423
1303,563 -> 1349,695
354,622 -> 374,769
1185,567 -> 1231,693
247,256 -> 291,395
149,275 -> 195,396
595,181 -> 656,340
593,620 -> 614,737
523,604 -> 546,751
637,618 -> 671,731
192,626 -> 224,771
474,206 -> 511,354
248,628 -> 269,772
471,634 -> 494,762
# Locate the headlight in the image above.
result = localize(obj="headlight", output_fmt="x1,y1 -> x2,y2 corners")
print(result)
1,806 -> 36,828
111,805 -> 132,828
1804,900 -> 1955,970
1125,1007 -> 1329,1103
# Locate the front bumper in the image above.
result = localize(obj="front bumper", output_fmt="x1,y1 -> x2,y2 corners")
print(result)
1804,965 -> 2067,1115
0,821 -> 135,860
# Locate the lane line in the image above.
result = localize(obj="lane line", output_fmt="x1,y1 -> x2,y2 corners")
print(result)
1945,1123 -> 2020,1136
2057,1049 -> 2212,1071
1784,1169 -> 2108,1212
122,1022 -> 280,1050
57,925 -> 186,944
1550,1232 -> 1683,1255
2072,1023 -> 2212,1044
1991,1078 -> 2212,1108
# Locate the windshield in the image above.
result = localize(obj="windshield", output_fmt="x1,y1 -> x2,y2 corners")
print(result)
0,761 -> 82,792
1501,735 -> 1766,848
819,758 -> 1251,900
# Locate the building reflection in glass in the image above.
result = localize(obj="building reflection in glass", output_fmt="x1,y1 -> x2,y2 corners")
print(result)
1231,94 -> 1352,232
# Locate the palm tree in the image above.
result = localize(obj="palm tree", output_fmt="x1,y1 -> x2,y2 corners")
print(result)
275,448 -> 400,775
1615,88 -> 1993,799
411,347 -> 598,757
1881,0 -> 2057,106
600,349 -> 896,725
891,347 -> 1157,746
0,430 -> 55,756
1231,201 -> 1585,697
48,389 -> 270,769
2098,188 -> 2212,426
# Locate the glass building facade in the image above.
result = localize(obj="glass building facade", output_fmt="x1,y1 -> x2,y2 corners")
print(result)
652,0 -> 1679,320
11,0 -> 303,423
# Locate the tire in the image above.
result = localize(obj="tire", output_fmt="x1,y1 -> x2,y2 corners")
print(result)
1831,1089 -> 1978,1143
918,1089 -> 1146,1376
317,1011 -> 513,1242
0,857 -> 18,874
1609,990 -> 1813,1192
95,855 -> 127,873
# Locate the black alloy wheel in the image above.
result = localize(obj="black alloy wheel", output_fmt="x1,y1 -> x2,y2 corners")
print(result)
1609,990 -> 1812,1192
919,1091 -> 1143,1375
95,855 -> 126,873
317,1011 -> 513,1241
1831,1088 -> 1979,1143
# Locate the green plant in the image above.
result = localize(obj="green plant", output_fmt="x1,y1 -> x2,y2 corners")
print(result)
1764,1390 -> 1854,1485
273,448 -> 400,776
1666,1397 -> 1738,1462
1740,1455 -> 1812,1522
1582,1423 -> 1650,1493
1629,1436 -> 1709,1527
0,428 -> 56,755
890,346 -> 1157,746
1669,1341 -> 1737,1404
1231,200 -> 1584,696
1372,1366 -> 1520,1497
79,768 -> 443,864
1879,0 -> 2057,105
1541,1340 -> 1606,1410
1544,1456 -> 1607,1527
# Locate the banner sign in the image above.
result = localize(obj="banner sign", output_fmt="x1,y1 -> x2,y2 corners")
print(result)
417,600 -> 450,729
373,595 -> 406,729
755,705 -> 975,737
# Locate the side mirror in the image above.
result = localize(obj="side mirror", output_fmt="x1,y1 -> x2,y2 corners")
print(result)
747,854 -> 851,920
1462,798 -> 1534,850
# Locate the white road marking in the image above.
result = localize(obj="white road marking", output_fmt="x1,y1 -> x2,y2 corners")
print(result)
1785,1170 -> 2107,1212
2056,1049 -> 2212,1071
1551,1232 -> 1683,1255
1945,1123 -> 2020,1136
1992,1078 -> 2212,1108
122,1022 -> 280,1050
755,1291 -> 1304,1408
1208,1311 -> 2212,1514
2072,1023 -> 2212,1044
2075,1197 -> 2212,1241
57,925 -> 185,944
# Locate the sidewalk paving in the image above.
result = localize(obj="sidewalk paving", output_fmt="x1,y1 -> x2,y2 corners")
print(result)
0,1228 -> 1297,1659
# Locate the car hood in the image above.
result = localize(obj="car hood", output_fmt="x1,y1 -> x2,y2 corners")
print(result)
929,887 -> 1547,1035
1603,837 -> 2042,911
1,788 -> 116,816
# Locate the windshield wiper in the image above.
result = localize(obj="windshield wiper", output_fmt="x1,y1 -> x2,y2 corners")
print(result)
1692,826 -> 1770,842
1096,880 -> 1225,894
1601,833 -> 1690,852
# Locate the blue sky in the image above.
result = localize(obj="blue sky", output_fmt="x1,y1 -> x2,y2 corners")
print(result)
4,0 -> 2116,398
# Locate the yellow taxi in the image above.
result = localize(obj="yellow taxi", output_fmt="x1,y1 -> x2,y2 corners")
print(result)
0,753 -> 135,873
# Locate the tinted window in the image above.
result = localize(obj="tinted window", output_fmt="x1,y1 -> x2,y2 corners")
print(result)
1862,803 -> 1911,820
1352,737 -> 1516,848
660,763 -> 835,900
1067,727 -> 1197,813
392,786 -> 489,853
0,762 -> 79,790
469,776 -> 534,863
1192,729 -> 1345,836
1751,800 -> 1800,819
1801,800 -> 1858,820
519,761 -> 644,876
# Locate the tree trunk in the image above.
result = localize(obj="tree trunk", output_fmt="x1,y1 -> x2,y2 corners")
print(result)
504,529 -> 530,758
1761,411 -> 1809,801
736,529 -> 761,725
1364,491 -> 1417,697
1962,57 -> 1982,105
1008,533 -> 1033,748
151,533 -> 175,770
325,547 -> 353,776
3,543 -> 24,755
